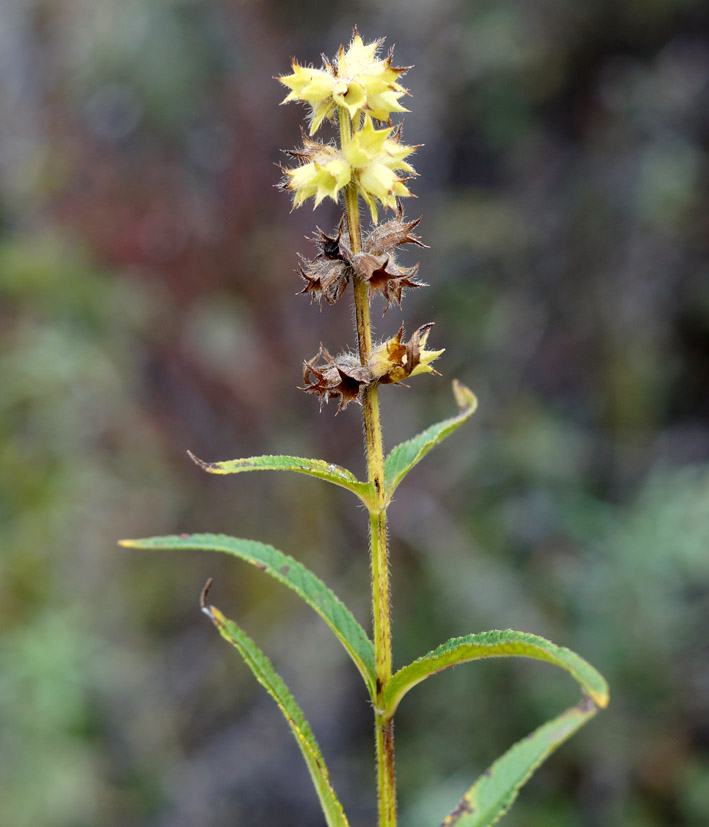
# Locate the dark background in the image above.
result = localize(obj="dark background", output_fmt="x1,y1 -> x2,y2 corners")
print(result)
1,1 -> 709,825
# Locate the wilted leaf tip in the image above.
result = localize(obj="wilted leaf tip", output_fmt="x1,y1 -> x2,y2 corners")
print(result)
452,379 -> 478,414
187,449 -> 219,472
200,577 -> 215,618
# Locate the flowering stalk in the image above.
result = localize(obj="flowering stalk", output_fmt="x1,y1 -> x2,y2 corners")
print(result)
123,28 -> 609,827
279,32 -> 450,827
340,133 -> 395,824
281,35 -> 442,822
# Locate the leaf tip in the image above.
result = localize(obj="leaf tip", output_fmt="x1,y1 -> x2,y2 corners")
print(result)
452,379 -> 477,414
187,449 -> 213,471
200,577 -> 214,609
118,538 -> 138,548
200,577 -> 219,622
590,685 -> 610,710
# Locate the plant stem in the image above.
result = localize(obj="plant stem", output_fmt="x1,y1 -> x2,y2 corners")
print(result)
339,108 -> 396,827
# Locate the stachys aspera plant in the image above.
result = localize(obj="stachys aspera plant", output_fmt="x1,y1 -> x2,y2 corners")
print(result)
122,29 -> 608,827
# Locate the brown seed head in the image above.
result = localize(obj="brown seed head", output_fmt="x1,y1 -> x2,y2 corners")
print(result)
297,220 -> 355,306
301,347 -> 371,412
364,203 -> 427,256
352,252 -> 426,313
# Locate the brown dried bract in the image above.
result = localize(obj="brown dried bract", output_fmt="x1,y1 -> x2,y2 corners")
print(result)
297,221 -> 355,306
311,220 -> 352,261
283,127 -> 329,162
352,252 -> 426,312
301,347 -> 371,412
363,203 -> 427,256
298,257 -> 350,305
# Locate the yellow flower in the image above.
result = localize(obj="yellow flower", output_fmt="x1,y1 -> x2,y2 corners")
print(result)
345,118 -> 417,221
281,120 -> 416,214
280,138 -> 351,208
277,29 -> 409,135
278,63 -> 340,135
369,323 -> 444,384
334,31 -> 409,122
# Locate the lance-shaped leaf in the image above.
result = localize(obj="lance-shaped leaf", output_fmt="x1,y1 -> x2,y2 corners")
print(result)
383,629 -> 609,716
384,380 -> 477,501
440,698 -> 598,826
119,533 -> 376,696
188,451 -> 374,506
203,598 -> 350,827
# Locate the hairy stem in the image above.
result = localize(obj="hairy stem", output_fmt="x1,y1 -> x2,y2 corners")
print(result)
339,107 -> 396,827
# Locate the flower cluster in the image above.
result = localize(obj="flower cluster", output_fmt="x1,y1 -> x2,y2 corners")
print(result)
280,118 -> 417,219
298,206 -> 427,312
278,28 -> 409,134
301,324 -> 443,412
278,30 -> 417,221
278,30 -> 443,412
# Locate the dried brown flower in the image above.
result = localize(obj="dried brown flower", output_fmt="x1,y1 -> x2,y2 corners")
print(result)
363,203 -> 427,256
369,323 -> 444,384
352,252 -> 425,312
297,222 -> 354,306
301,347 -> 371,412
298,258 -> 351,305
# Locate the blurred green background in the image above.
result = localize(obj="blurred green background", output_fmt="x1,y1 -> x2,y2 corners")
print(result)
1,1 -> 708,825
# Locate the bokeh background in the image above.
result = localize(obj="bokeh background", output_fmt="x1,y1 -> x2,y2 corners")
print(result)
1,1 -> 709,825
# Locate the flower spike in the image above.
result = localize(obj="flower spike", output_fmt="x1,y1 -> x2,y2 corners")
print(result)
277,32 -> 443,406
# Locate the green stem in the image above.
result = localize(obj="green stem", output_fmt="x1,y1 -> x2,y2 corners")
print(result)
339,107 -> 396,827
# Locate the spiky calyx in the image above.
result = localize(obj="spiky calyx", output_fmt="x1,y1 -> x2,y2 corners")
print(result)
301,324 -> 443,411
301,347 -> 369,413
297,223 -> 352,306
280,118 -> 417,218
277,29 -> 409,135
297,210 -> 426,312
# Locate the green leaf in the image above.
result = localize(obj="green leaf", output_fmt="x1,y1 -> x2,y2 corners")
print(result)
188,451 -> 374,505
203,600 -> 350,827
384,380 -> 477,501
383,629 -> 609,716
440,699 -> 598,826
119,533 -> 376,696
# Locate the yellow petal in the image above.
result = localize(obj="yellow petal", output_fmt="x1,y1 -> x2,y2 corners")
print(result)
333,80 -> 366,118
300,73 -> 337,102
309,100 -> 336,135
391,180 -> 413,198
344,118 -> 391,167
338,34 -> 381,77
367,90 -> 409,121
358,162 -> 397,199
409,348 -> 445,377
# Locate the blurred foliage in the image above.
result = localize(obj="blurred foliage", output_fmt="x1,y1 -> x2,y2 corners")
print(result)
1,0 -> 708,825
